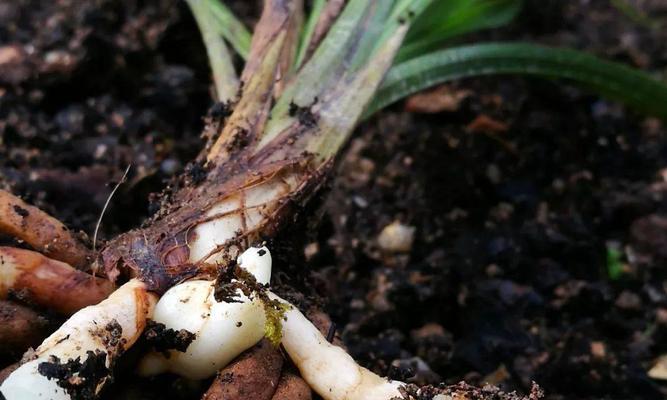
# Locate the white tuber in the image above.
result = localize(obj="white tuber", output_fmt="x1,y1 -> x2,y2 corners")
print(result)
137,246 -> 272,380
0,279 -> 156,399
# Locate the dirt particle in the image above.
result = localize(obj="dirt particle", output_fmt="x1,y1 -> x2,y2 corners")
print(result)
387,362 -> 415,381
12,205 -> 29,217
143,320 -> 196,353
37,350 -> 110,400
226,127 -> 250,151
465,114 -> 509,134
615,290 -> 642,311
185,162 -> 208,185
288,101 -> 318,128
103,320 -> 124,350
208,101 -> 233,120
213,262 -> 244,303
55,335 -> 71,345
405,85 -> 471,113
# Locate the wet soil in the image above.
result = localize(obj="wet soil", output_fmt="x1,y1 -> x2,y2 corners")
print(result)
1,0 -> 667,399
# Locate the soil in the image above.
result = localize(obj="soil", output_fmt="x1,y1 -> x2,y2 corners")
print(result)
1,0 -> 667,399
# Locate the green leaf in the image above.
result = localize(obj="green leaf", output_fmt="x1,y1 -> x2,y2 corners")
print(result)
295,0 -> 326,68
371,0 -> 435,57
367,42 -> 667,118
186,0 -> 239,102
207,0 -> 253,59
398,0 -> 522,61
606,244 -> 624,280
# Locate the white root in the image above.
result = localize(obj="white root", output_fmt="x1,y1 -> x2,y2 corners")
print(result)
138,246 -> 272,380
270,292 -> 405,400
0,279 -> 156,400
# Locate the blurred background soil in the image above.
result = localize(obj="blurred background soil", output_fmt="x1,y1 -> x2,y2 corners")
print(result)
2,1 -> 667,399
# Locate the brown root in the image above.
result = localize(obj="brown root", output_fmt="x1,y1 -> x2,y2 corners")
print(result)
0,190 -> 92,269
270,371 -> 312,400
0,363 -> 18,385
0,247 -> 115,315
306,307 -> 345,349
201,339 -> 284,400
0,300 -> 55,357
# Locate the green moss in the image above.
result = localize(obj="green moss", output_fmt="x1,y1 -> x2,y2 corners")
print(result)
262,300 -> 291,347
213,261 -> 289,346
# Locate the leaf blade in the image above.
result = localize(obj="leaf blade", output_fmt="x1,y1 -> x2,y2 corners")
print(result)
295,0 -> 326,68
398,0 -> 522,61
207,0 -> 253,59
367,42 -> 667,118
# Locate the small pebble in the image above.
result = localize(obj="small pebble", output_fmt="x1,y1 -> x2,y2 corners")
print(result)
615,291 -> 642,311
590,341 -> 606,359
377,221 -> 415,253
648,355 -> 667,380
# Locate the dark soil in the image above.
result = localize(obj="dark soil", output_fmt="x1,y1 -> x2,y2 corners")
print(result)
2,1 -> 667,399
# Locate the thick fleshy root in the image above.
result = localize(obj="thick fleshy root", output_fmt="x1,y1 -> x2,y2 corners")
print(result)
138,246 -> 272,380
271,292 -> 405,400
201,339 -> 283,400
137,245 -> 403,400
0,300 -> 54,357
271,372 -> 312,400
0,247 -> 114,315
0,279 -> 156,399
0,190 -> 92,269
